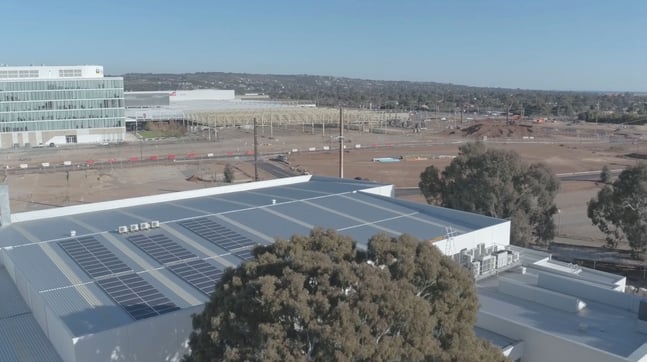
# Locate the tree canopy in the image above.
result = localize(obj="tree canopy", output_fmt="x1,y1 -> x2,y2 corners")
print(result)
419,143 -> 560,246
123,72 -> 647,124
185,229 -> 504,362
588,163 -> 647,257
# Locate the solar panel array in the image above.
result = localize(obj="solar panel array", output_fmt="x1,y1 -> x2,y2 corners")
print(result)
58,235 -> 179,321
180,217 -> 255,251
234,249 -> 256,261
168,260 -> 224,295
58,236 -> 132,278
96,273 -> 179,320
127,232 -> 223,296
127,234 -> 196,264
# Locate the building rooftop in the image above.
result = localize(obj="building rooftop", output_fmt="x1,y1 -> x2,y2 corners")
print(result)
0,267 -> 61,362
0,176 -> 504,344
2,174 -> 643,361
0,65 -> 106,80
125,99 -> 318,121
476,249 -> 646,358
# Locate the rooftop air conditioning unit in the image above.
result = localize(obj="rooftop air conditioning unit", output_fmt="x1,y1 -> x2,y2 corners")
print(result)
140,222 -> 150,231
512,251 -> 520,263
118,226 -> 128,234
470,261 -> 481,277
151,220 -> 160,228
130,224 -> 139,232
70,230 -> 76,237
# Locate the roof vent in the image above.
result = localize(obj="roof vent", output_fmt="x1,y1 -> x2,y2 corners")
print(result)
0,184 -> 10,227
639,301 -> 647,321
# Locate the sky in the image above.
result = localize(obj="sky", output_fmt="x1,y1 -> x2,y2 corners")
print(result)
1,0 -> 646,92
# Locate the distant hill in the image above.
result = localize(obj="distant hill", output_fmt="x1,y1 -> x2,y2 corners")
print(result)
119,72 -> 647,122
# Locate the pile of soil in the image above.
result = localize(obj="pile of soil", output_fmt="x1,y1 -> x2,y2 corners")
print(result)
186,175 -> 208,182
459,123 -> 535,138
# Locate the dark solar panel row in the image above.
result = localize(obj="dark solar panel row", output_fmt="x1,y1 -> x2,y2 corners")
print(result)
96,273 -> 179,320
168,260 -> 223,296
127,234 -> 196,264
233,249 -> 256,262
180,218 -> 255,251
126,232 -> 225,295
58,236 -> 132,278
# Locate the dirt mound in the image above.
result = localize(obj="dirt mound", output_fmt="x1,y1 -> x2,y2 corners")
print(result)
186,175 -> 208,182
460,123 -> 535,138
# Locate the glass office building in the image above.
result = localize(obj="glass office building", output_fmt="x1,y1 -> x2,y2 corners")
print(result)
0,65 -> 125,148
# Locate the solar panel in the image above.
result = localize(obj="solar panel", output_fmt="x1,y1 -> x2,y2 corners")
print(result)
59,236 -> 132,278
167,259 -> 223,296
96,273 -> 179,320
180,218 -> 255,251
127,234 -> 197,264
234,248 -> 256,262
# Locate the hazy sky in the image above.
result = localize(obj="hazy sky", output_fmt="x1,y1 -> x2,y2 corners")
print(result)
2,0 -> 646,91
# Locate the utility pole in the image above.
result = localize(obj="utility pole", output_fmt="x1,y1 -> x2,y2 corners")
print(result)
253,117 -> 258,181
339,106 -> 343,179
460,106 -> 464,127
595,102 -> 600,136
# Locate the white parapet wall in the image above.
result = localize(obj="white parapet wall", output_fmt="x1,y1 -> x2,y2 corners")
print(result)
497,277 -> 586,313
359,184 -> 394,198
434,220 -> 511,256
11,175 -> 313,223
73,305 -> 200,362
537,271 -> 646,314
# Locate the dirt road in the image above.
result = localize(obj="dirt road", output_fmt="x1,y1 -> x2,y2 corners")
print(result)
2,121 -> 645,250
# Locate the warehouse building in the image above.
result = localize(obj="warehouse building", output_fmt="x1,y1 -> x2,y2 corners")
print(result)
0,65 -> 125,148
0,176 -> 645,362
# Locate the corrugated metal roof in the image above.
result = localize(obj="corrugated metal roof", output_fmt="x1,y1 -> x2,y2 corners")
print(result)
0,314 -> 62,362
0,268 -> 30,319
0,176 -> 505,340
0,268 -> 62,362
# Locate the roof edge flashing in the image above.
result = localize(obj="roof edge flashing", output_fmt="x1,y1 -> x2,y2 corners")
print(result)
0,184 -> 10,227
11,175 -> 312,223
358,184 -> 394,198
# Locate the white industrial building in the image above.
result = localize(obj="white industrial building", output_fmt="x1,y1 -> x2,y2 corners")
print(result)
124,89 -> 235,109
0,176 -> 645,361
0,65 -> 125,148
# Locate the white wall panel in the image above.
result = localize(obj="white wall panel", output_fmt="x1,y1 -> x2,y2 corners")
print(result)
537,272 -> 646,313
498,277 -> 585,313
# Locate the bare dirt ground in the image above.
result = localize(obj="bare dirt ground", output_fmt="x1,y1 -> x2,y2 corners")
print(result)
2,120 -> 646,253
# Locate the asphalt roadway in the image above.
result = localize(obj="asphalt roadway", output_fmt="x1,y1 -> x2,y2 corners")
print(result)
392,169 -> 622,198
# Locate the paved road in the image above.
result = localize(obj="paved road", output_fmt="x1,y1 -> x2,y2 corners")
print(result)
256,160 -> 299,178
395,187 -> 422,198
394,169 -> 624,197
556,169 -> 622,182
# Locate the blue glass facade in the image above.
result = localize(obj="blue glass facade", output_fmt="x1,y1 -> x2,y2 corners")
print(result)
0,78 -> 125,132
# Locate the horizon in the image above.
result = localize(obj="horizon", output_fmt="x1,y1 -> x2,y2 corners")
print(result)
2,0 -> 646,92
113,69 -> 620,94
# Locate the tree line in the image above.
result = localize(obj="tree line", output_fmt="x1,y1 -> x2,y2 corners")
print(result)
122,72 -> 647,124
183,143 -> 646,360
419,143 -> 647,257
